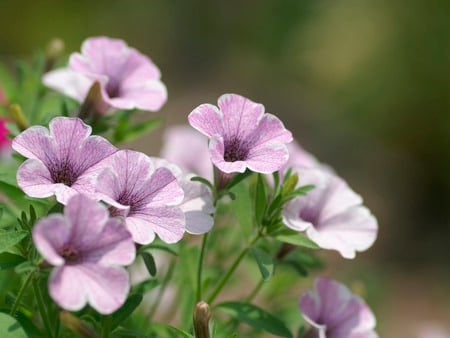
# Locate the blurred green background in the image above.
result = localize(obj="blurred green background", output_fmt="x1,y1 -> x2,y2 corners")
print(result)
0,0 -> 449,336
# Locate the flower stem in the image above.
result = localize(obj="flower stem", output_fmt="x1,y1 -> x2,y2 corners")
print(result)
148,258 -> 176,321
196,233 -> 209,302
206,233 -> 261,304
101,315 -> 112,338
32,277 -> 54,338
10,271 -> 35,316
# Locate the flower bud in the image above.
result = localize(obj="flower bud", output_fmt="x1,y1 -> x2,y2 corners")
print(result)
8,103 -> 29,131
45,38 -> 65,71
193,301 -> 211,338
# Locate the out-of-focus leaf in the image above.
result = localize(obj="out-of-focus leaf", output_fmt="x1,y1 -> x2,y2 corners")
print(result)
274,229 -> 319,249
132,279 -> 159,294
230,181 -> 253,239
0,313 -> 27,338
0,231 -> 28,253
216,302 -> 292,338
0,253 -> 25,270
168,326 -> 194,338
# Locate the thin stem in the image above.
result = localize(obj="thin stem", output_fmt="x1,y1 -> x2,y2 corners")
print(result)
32,277 -> 54,338
196,233 -> 209,302
10,271 -> 35,315
206,233 -> 261,304
148,258 -> 176,320
245,279 -> 265,302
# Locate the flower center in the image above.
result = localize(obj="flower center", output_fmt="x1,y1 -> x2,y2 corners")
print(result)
224,137 -> 249,162
50,162 -> 78,187
59,244 -> 80,263
106,81 -> 121,99
299,208 -> 319,226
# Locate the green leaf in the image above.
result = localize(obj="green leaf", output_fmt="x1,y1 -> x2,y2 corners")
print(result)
216,302 -> 292,338
0,231 -> 28,253
274,229 -> 319,249
250,247 -> 273,281
0,313 -> 27,338
141,243 -> 178,256
141,252 -> 157,277
111,294 -> 143,329
255,174 -> 266,225
168,326 -> 194,338
0,253 -> 26,270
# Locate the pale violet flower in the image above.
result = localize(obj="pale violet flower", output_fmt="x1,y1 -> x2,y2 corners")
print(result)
188,93 -> 293,174
151,157 -> 215,235
12,117 -> 117,204
161,125 -> 212,181
284,141 -> 321,171
283,167 -> 377,259
95,150 -> 185,245
43,36 -> 167,113
300,278 -> 378,338
33,194 -> 135,314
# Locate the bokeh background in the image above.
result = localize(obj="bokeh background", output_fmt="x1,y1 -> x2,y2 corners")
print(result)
0,0 -> 449,336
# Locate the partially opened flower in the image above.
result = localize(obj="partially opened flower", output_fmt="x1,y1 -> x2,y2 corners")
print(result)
300,278 -> 378,338
188,93 -> 293,174
43,36 -> 167,113
284,141 -> 320,171
12,117 -> 117,204
152,157 -> 215,235
283,167 -> 377,259
33,194 -> 136,314
95,150 -> 185,244
161,125 -> 212,181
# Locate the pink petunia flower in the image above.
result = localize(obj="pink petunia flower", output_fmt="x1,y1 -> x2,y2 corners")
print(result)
284,141 -> 321,171
0,118 -> 12,157
283,167 -> 377,259
12,117 -> 117,204
188,93 -> 293,174
151,157 -> 215,235
43,36 -> 167,113
33,194 -> 136,314
161,125 -> 212,181
300,278 -> 378,338
95,150 -> 186,245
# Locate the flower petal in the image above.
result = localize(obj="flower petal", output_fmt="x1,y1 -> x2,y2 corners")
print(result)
43,68 -> 92,102
247,113 -> 293,148
139,167 -> 184,206
49,264 -> 130,314
64,194 -> 109,247
83,218 -> 135,266
12,125 -> 56,164
245,142 -> 290,174
217,93 -> 265,140
127,206 -> 185,244
33,215 -> 70,266
188,103 -> 224,137
209,135 -> 247,173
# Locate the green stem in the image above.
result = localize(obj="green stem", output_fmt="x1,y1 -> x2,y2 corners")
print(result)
196,233 -> 209,302
206,233 -> 261,304
32,277 -> 54,338
101,316 -> 112,338
10,271 -> 35,315
245,279 -> 265,302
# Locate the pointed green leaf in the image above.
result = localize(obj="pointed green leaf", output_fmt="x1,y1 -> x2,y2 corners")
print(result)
120,117 -> 162,143
141,252 -> 157,276
216,302 -> 292,338
190,176 -> 214,190
0,231 -> 28,253
111,294 -> 143,329
168,326 -> 194,338
132,279 -> 159,294
250,247 -> 273,281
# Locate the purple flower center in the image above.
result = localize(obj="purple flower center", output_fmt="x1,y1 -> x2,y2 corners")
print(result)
299,208 -> 319,226
49,161 -> 78,186
59,244 -> 81,263
106,80 -> 121,99
224,137 -> 249,162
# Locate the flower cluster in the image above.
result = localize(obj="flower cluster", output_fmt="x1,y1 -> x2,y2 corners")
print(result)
2,35 -> 381,337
